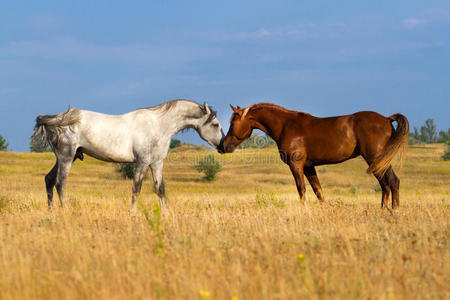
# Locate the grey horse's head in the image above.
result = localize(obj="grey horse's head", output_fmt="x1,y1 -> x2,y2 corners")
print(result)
196,103 -> 225,152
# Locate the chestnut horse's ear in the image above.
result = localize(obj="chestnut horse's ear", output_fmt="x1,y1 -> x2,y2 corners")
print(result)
230,104 -> 239,113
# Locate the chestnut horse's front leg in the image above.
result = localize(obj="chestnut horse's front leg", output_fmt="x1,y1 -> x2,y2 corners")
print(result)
288,160 -> 307,203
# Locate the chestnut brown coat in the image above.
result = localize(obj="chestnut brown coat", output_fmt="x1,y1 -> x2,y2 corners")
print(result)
221,103 -> 409,208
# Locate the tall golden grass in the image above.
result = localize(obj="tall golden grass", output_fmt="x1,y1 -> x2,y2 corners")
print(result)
0,144 -> 448,299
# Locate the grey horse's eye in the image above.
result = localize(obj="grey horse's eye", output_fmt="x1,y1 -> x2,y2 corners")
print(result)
212,123 -> 219,127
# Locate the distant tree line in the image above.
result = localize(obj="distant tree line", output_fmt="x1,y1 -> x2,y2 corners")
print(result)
30,138 -> 52,152
0,135 -> 9,151
170,138 -> 181,149
169,138 -> 202,149
409,119 -> 450,145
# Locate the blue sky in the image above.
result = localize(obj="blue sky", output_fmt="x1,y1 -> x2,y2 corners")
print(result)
1,1 -> 449,151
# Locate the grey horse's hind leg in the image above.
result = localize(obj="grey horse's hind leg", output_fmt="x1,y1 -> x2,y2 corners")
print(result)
150,160 -> 166,209
55,158 -> 73,208
45,162 -> 58,208
131,163 -> 149,209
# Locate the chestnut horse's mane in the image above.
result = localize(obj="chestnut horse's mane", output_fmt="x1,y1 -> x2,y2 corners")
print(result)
248,102 -> 311,117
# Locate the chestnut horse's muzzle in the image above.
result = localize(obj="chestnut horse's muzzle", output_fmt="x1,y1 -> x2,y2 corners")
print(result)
220,136 -> 237,153
224,143 -> 236,153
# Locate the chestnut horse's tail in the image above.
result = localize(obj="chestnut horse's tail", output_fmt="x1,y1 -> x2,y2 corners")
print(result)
367,113 -> 409,177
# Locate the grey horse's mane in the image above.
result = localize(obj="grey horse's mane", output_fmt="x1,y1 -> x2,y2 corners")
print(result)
143,99 -> 197,113
143,99 -> 217,123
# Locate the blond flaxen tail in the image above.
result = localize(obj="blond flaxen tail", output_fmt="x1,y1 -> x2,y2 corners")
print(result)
367,113 -> 409,177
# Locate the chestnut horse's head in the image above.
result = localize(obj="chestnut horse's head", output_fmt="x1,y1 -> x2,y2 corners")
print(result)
219,104 -> 254,153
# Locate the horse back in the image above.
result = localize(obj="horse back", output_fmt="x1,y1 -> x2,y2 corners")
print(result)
307,111 -> 391,144
284,111 -> 392,164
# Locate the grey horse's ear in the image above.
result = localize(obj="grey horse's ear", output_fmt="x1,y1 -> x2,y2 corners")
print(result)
203,102 -> 211,114
200,103 -> 206,114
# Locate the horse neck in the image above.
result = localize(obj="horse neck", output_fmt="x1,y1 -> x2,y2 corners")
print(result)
158,102 -> 202,136
250,107 -> 292,142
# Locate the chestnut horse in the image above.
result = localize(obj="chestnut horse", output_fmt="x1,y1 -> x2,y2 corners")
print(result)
220,103 -> 409,208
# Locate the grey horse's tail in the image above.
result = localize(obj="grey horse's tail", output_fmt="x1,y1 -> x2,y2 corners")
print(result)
31,108 -> 81,148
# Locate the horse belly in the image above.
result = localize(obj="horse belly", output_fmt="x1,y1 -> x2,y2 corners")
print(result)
80,144 -> 134,163
78,120 -> 135,162
306,132 -> 358,165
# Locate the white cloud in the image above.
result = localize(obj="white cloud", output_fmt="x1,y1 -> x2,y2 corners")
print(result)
402,6 -> 450,29
234,28 -> 277,41
402,18 -> 426,29
231,23 -> 348,42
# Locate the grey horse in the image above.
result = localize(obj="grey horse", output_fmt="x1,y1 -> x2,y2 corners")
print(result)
31,99 -> 224,209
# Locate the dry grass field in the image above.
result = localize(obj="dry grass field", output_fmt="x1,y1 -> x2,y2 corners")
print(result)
0,144 -> 448,299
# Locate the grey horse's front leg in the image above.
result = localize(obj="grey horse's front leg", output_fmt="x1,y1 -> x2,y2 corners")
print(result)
150,160 -> 167,209
55,159 -> 73,208
131,163 -> 149,210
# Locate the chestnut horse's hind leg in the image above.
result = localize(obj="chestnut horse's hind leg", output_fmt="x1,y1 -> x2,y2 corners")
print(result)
304,166 -> 325,202
363,155 -> 392,209
373,165 -> 400,209
384,166 -> 400,208
374,173 -> 391,208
